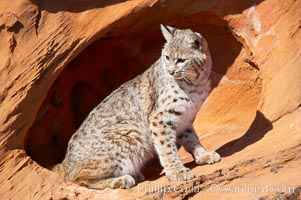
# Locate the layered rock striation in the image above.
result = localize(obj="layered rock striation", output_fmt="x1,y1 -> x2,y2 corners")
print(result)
0,0 -> 300,199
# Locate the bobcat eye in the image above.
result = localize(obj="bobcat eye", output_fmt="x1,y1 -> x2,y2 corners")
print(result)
177,58 -> 186,63
165,55 -> 169,61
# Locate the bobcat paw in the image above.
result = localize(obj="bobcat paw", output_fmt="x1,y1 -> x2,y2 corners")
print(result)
110,175 -> 136,189
165,167 -> 195,181
195,151 -> 221,165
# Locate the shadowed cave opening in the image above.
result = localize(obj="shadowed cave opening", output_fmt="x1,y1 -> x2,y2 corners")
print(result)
24,12 -> 242,169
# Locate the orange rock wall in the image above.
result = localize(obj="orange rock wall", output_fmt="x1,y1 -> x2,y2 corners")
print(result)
0,0 -> 300,199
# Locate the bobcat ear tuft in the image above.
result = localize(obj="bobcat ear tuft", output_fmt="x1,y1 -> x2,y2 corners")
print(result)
160,24 -> 176,41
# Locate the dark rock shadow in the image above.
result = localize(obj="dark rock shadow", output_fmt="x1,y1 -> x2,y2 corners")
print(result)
185,111 -> 273,170
216,111 -> 273,157
141,157 -> 164,181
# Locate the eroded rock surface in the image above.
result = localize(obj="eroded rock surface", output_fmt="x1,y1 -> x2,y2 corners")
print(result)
0,0 -> 300,199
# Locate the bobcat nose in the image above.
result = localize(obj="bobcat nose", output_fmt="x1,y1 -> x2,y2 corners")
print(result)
168,69 -> 175,75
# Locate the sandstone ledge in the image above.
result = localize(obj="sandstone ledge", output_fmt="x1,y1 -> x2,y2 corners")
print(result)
0,0 -> 300,199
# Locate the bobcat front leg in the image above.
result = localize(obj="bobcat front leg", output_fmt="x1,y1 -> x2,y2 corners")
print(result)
150,113 -> 195,181
177,126 -> 221,165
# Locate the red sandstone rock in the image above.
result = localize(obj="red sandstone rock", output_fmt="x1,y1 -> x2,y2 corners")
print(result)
0,0 -> 300,199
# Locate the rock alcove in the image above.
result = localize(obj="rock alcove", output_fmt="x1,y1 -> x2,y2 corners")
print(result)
2,0 -> 300,199
24,12 -> 255,168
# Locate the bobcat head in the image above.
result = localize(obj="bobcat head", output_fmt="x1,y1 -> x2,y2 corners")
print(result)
160,24 -> 212,84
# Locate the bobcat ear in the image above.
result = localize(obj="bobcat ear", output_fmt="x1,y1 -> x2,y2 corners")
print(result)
192,39 -> 200,50
190,34 -> 202,50
160,24 -> 176,41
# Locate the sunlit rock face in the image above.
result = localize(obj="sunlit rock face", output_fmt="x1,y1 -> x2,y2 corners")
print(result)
0,0 -> 300,199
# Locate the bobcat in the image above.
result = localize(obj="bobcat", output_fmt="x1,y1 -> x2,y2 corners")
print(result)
52,25 -> 221,189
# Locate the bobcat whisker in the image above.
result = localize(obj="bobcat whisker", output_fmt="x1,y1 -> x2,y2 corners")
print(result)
182,76 -> 192,86
184,75 -> 194,85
